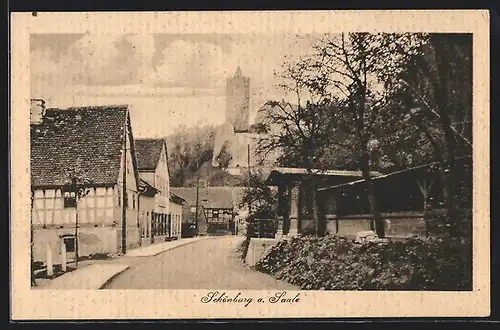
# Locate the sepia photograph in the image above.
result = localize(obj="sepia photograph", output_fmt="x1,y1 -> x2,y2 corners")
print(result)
11,10 -> 489,319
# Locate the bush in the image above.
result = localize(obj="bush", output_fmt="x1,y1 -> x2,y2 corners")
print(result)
254,234 -> 471,291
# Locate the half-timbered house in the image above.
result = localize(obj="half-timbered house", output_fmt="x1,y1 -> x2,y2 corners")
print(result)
30,101 -> 141,265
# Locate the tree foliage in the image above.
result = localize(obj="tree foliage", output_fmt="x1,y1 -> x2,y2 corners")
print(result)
239,169 -> 278,220
394,34 -> 473,227
166,124 -> 217,186
238,168 -> 278,243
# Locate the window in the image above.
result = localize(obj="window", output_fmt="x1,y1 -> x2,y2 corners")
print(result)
62,236 -> 76,252
132,194 -> 136,209
64,191 -> 76,208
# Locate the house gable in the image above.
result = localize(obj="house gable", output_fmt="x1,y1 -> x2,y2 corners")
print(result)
153,140 -> 170,197
155,141 -> 169,181
117,112 -> 139,193
135,138 -> 169,196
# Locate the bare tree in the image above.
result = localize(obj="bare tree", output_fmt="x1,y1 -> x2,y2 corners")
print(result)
257,96 -> 343,236
169,125 -> 191,186
258,32 -> 424,238
167,124 -> 216,186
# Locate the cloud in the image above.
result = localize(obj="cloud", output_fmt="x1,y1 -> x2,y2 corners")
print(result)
31,33 -> 159,89
72,34 -> 159,85
30,33 -> 320,134
31,33 -> 318,94
70,84 -> 225,98
30,46 -> 82,101
153,39 -> 231,89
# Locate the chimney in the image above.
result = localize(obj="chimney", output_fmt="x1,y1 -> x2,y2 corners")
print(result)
30,98 -> 46,124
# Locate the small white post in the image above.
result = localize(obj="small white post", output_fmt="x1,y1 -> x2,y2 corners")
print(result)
46,244 -> 53,277
60,239 -> 67,272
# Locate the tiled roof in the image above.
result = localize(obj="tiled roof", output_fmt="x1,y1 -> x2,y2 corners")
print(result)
169,191 -> 186,205
31,105 -> 130,187
170,187 -> 246,209
139,178 -> 159,196
135,138 -> 165,171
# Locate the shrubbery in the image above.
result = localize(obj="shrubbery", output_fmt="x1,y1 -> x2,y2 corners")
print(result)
254,234 -> 471,290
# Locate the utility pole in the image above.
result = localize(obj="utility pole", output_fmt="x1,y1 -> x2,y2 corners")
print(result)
137,185 -> 145,246
72,177 -> 79,268
195,177 -> 200,236
121,125 -> 128,254
30,190 -> 36,286
247,143 -> 252,216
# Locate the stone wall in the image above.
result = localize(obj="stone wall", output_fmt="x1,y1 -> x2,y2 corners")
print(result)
299,212 -> 426,238
245,237 -> 280,267
33,227 -> 120,264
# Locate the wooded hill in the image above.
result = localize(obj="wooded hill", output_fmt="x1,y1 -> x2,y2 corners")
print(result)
165,123 -> 245,187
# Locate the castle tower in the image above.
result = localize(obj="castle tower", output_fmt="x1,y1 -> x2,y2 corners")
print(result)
225,66 -> 250,132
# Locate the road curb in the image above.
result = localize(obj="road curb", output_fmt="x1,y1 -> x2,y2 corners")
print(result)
98,266 -> 130,289
150,236 -> 222,257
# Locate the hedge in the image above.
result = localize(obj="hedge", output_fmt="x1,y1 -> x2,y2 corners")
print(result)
254,234 -> 472,290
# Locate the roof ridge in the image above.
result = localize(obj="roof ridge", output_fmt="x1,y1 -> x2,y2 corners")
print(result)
46,104 -> 129,111
135,137 -> 165,141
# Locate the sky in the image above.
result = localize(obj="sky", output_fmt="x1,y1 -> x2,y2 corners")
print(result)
30,33 -> 318,138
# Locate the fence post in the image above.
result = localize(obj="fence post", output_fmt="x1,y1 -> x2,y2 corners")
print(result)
46,244 -> 53,277
151,212 -> 155,244
60,238 -> 67,272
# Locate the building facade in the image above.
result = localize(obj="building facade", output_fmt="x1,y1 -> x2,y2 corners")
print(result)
135,138 -> 183,243
30,102 -> 141,265
169,192 -> 185,238
265,168 -> 381,237
170,186 -> 246,236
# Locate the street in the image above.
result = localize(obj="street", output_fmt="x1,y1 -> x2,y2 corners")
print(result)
103,236 -> 298,290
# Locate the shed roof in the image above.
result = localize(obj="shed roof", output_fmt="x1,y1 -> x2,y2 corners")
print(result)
317,155 -> 472,192
265,167 -> 382,186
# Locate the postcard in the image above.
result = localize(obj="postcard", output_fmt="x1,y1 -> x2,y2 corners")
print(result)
10,10 -> 490,320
